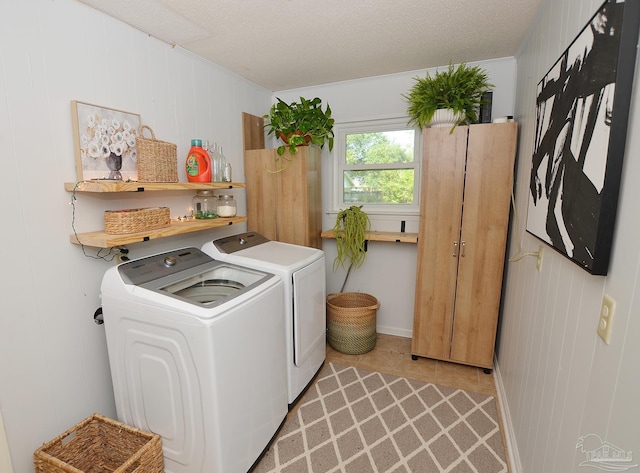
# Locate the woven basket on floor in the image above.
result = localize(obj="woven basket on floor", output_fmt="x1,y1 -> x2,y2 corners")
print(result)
327,292 -> 379,355
33,413 -> 164,473
104,207 -> 170,234
136,125 -> 178,182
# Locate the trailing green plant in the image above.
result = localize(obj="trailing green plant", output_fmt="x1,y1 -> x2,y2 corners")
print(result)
263,96 -> 335,156
403,62 -> 493,129
333,205 -> 371,292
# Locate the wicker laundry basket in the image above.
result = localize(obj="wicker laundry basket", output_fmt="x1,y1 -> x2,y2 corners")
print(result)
33,413 -> 164,473
327,292 -> 379,355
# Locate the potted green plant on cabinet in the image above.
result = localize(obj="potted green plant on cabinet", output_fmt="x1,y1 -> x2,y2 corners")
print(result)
327,205 -> 379,355
243,105 -> 323,248
263,96 -> 335,156
404,62 -> 493,130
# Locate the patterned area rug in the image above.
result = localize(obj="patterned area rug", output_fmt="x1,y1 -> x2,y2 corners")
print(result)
252,362 -> 507,473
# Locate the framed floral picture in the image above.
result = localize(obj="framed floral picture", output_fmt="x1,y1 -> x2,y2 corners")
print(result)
71,101 -> 141,181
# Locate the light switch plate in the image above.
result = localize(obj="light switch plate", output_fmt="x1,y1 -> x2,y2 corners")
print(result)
597,294 -> 616,344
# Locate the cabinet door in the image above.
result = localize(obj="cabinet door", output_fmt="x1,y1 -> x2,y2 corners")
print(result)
411,126 -> 468,360
276,146 -> 322,249
450,123 -> 518,367
244,147 -> 322,249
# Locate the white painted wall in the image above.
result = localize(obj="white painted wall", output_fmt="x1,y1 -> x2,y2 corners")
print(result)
10,1 -> 636,472
274,58 -> 517,337
0,408 -> 13,473
0,2 -> 270,472
497,0 -> 640,471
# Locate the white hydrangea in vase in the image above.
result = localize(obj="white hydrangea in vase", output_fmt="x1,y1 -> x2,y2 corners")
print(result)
80,115 -> 138,180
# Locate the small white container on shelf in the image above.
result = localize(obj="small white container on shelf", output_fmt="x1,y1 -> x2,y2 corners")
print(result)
217,194 -> 237,217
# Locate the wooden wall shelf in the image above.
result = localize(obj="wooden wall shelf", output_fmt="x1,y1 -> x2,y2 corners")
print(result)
65,181 -> 245,193
65,181 -> 247,248
321,229 -> 418,244
70,217 -> 247,248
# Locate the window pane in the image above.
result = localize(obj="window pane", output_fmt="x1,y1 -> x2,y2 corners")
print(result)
343,169 -> 415,204
346,130 -> 415,165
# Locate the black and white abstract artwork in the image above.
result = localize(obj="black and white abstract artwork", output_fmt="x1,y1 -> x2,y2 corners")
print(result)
526,0 -> 640,275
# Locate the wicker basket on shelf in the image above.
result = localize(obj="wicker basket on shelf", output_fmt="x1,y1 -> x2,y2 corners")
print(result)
33,413 -> 164,473
136,125 -> 178,182
104,207 -> 170,234
326,292 -> 379,355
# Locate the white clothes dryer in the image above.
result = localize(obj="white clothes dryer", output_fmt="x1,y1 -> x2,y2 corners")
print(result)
101,247 -> 287,473
202,232 -> 326,406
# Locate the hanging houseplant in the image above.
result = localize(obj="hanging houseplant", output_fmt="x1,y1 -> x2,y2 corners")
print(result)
403,62 -> 493,131
263,96 -> 335,156
332,205 -> 371,292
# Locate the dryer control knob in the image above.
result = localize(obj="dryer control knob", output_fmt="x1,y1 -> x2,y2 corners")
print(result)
164,256 -> 177,267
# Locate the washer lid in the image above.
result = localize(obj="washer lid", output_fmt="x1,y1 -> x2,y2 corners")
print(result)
118,247 -> 214,286
155,264 -> 270,307
116,247 -> 277,308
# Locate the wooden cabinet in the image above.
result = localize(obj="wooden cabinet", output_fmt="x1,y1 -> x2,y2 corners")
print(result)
244,146 -> 322,249
411,123 -> 518,370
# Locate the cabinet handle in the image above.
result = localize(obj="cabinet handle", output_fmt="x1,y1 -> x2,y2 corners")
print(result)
452,241 -> 458,257
461,241 -> 466,257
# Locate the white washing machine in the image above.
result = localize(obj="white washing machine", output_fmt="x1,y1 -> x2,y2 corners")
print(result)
101,247 -> 287,473
202,232 -> 326,406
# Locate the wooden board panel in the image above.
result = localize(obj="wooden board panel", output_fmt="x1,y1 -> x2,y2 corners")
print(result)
65,181 -> 244,192
70,217 -> 248,248
306,149 -> 323,250
242,112 -> 265,150
321,229 -> 418,244
244,149 -> 279,240
411,126 -> 468,360
450,122 -> 518,367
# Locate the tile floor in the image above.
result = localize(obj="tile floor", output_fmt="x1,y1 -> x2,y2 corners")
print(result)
325,333 -> 498,398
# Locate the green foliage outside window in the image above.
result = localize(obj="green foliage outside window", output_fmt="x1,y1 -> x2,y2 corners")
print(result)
344,132 -> 414,204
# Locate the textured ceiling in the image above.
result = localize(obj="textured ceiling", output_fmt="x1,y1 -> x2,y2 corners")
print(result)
77,0 -> 543,92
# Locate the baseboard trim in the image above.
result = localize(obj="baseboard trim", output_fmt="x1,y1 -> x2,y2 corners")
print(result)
493,356 -> 522,473
377,326 -> 413,338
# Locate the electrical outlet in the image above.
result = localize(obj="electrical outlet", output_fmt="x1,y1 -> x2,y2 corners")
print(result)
536,246 -> 544,272
597,294 -> 616,344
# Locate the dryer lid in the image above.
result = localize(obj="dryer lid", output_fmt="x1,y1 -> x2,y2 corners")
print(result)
210,232 -> 323,268
231,242 -> 321,267
213,232 -> 270,253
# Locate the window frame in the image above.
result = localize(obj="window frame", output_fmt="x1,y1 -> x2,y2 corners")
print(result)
332,117 -> 422,215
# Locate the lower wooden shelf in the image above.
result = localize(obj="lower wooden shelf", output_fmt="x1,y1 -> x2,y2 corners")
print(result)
71,216 -> 247,248
320,229 -> 418,243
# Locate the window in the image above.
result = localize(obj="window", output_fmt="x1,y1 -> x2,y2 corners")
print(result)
333,117 -> 421,214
